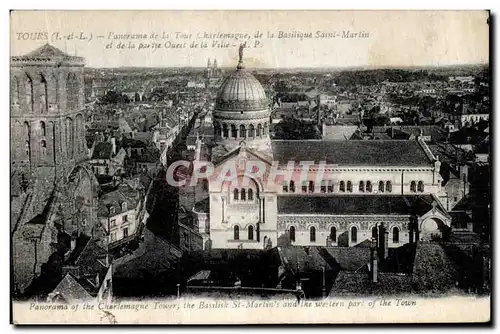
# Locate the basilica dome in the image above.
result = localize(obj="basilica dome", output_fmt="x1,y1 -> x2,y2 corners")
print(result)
212,45 -> 272,157
215,58 -> 268,112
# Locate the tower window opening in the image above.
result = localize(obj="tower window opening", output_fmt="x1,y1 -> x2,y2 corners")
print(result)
386,181 -> 392,193
379,181 -> 385,193
418,181 -> 424,193
222,124 -> 228,138
249,124 -> 255,138
282,181 -> 288,193
359,181 -> 365,192
393,227 -> 400,243
366,181 -> 372,193
248,188 -> 254,201
310,226 -> 316,242
347,181 -> 353,193
327,181 -> 334,193
330,226 -> 337,242
410,181 -> 417,193
308,181 -> 315,193
248,225 -> 254,240
351,226 -> 358,243
289,226 -> 295,242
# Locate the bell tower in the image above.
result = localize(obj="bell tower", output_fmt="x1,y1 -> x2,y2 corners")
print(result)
10,44 -> 87,180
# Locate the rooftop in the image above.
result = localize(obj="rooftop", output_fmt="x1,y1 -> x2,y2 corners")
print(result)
98,184 -> 140,218
91,142 -> 113,159
277,195 -> 439,216
271,140 -> 433,166
11,44 -> 85,66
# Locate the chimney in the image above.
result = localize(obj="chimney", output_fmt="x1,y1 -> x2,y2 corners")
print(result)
110,137 -> 116,156
370,238 -> 378,283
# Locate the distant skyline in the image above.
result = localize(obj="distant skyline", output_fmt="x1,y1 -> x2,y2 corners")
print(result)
11,11 -> 489,69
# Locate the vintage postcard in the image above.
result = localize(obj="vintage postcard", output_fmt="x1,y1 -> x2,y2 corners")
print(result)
10,10 -> 490,324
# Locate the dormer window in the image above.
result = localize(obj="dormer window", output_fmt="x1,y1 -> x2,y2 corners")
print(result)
121,202 -> 127,211
109,206 -> 115,215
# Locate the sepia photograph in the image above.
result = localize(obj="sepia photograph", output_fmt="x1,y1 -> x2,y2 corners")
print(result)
9,10 -> 491,324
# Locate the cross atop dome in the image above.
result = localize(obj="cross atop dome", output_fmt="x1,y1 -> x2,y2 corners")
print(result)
237,43 -> 246,70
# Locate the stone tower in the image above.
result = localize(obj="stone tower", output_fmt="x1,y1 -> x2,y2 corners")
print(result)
10,44 -> 87,181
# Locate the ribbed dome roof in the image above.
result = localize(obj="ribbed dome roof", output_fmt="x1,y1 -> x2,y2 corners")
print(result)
215,68 -> 268,111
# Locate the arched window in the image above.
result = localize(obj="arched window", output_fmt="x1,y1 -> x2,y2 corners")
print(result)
240,188 -> 246,201
233,188 -> 239,200
23,122 -> 30,160
347,181 -> 353,193
40,140 -> 47,158
309,226 -> 316,242
330,226 -> 336,242
25,74 -> 33,112
378,181 -> 385,193
248,225 -> 254,240
359,181 -> 365,192
248,124 -> 255,138
289,226 -> 295,242
122,202 -> 127,211
222,124 -> 228,138
248,188 -> 254,201
339,181 -> 345,192
366,181 -> 372,193
372,226 -> 378,239
351,226 -> 358,243
231,124 -> 237,138
11,76 -> 19,105
75,114 -> 84,153
393,227 -> 399,243
25,140 -> 30,159
239,124 -> 246,138
308,180 -> 315,193
39,74 -> 48,113
256,124 -> 262,136
214,122 -> 221,136
418,181 -> 424,193
289,180 -> 295,193
234,226 -> 240,240
386,181 -> 392,193
410,181 -> 417,193
263,122 -> 268,135
67,73 -> 79,111
109,206 -> 115,215
327,180 -> 334,193
52,74 -> 59,107
65,117 -> 73,158
320,180 -> 327,193
40,121 -> 46,137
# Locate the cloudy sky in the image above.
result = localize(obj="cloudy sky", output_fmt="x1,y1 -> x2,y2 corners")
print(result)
10,10 -> 489,68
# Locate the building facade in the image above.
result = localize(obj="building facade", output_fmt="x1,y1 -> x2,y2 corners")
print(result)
191,48 -> 452,252
11,44 -> 104,295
